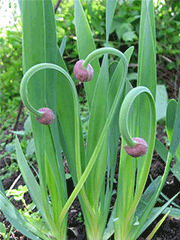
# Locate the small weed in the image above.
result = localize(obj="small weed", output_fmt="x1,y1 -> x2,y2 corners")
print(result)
0,222 -> 13,240
77,212 -> 83,223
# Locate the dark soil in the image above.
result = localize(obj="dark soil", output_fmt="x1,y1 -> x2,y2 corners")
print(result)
0,62 -> 180,239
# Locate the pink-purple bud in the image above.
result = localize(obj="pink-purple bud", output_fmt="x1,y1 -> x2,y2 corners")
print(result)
124,137 -> 148,157
35,108 -> 55,125
73,60 -> 94,82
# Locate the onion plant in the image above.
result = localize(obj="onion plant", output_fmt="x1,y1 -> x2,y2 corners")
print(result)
0,0 -> 179,240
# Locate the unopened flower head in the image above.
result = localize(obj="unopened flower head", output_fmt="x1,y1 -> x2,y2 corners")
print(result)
73,60 -> 94,82
35,107 -> 55,125
124,137 -> 147,157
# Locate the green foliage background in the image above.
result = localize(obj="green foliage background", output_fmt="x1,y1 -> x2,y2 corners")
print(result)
0,0 -> 180,128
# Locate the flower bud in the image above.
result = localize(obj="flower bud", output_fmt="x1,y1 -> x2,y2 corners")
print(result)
35,108 -> 55,125
124,137 -> 147,157
73,60 -> 94,82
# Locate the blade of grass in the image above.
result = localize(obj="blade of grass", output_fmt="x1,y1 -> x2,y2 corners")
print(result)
146,209 -> 170,240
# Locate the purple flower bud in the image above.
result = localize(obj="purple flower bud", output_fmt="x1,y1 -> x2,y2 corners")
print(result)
35,108 -> 55,125
124,137 -> 147,157
73,60 -> 94,82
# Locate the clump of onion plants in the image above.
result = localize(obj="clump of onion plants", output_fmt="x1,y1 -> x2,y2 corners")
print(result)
0,0 -> 179,240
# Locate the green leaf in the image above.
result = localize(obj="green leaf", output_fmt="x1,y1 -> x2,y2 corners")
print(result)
103,204 -> 116,240
0,222 -> 6,235
166,99 -> 178,143
106,0 -> 118,43
153,207 -> 180,218
85,55 -> 109,205
5,142 -> 16,153
0,179 -> 5,196
59,36 -> 67,56
24,116 -> 32,133
109,61 -> 118,80
26,138 -> 35,156
156,84 -> 168,121
15,136 -> 46,222
169,88 -> 180,156
138,0 -> 156,98
122,31 -> 137,42
135,177 -> 161,219
129,3 -> 157,234
10,130 -> 25,136
127,72 -> 138,81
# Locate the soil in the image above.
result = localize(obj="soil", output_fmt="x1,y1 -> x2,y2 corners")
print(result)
0,63 -> 180,239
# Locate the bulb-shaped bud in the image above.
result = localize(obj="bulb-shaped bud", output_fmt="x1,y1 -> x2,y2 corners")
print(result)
35,108 -> 55,125
124,137 -> 147,157
73,60 -> 94,82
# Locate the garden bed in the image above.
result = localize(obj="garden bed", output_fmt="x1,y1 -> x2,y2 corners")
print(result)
0,1 -> 179,238
1,122 -> 180,239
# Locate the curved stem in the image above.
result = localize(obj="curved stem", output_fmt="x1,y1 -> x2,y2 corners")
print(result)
82,47 -> 127,69
119,86 -> 155,147
20,67 -> 43,118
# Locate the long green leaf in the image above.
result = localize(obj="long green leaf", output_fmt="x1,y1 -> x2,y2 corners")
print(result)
135,0 -> 157,197
85,55 -> 109,205
169,88 -> 180,156
152,207 -> 180,218
15,136 -> 47,223
156,84 -> 168,121
21,0 -> 54,216
138,0 -> 156,98
136,2 -> 157,201
135,176 -> 161,219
